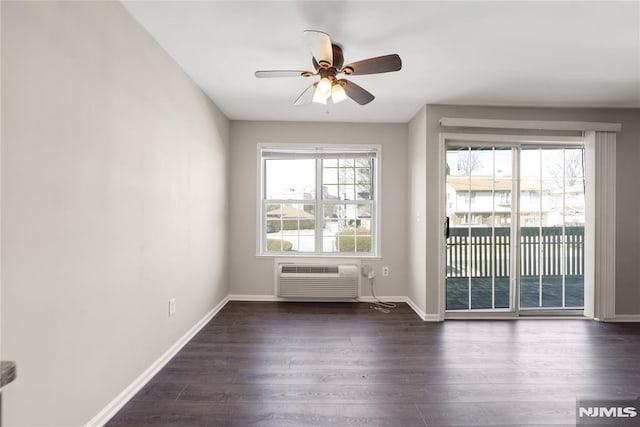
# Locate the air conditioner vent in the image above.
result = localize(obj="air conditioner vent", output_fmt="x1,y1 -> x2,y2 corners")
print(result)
281,265 -> 339,274
277,263 -> 359,299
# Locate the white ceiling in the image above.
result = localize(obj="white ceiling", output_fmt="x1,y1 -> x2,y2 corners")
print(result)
123,1 -> 640,123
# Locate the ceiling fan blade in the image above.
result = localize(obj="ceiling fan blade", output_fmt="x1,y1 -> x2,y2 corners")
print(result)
342,79 -> 375,105
255,70 -> 314,78
342,54 -> 402,75
304,30 -> 333,67
294,84 -> 316,106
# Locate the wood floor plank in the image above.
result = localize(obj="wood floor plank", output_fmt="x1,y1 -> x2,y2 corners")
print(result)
108,402 -> 428,427
106,302 -> 640,426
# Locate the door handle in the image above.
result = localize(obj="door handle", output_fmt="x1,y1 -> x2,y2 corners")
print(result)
444,216 -> 450,239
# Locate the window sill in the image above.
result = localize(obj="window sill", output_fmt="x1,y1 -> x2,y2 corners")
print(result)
256,253 -> 382,260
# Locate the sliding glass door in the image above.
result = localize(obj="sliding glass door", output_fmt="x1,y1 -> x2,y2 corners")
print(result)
445,146 -> 514,310
519,147 -> 585,310
445,144 -> 585,313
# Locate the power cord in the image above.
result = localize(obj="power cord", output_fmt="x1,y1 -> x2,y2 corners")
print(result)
367,272 -> 396,314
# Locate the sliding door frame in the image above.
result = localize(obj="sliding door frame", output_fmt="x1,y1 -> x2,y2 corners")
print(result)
438,133 -> 593,319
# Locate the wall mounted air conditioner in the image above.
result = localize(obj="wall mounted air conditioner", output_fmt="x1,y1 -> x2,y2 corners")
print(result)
276,263 -> 360,299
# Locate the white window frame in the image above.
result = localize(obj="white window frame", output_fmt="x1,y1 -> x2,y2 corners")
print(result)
256,143 -> 381,258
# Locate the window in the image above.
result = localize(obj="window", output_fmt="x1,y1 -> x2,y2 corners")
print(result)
259,145 -> 379,256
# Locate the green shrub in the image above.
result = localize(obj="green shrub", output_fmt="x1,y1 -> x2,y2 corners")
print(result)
267,219 -> 315,233
335,228 -> 371,252
266,239 -> 293,252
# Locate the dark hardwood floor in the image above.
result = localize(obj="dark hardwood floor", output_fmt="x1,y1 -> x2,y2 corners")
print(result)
107,302 -> 640,426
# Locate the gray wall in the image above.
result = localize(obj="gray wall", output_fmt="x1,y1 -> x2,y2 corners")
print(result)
407,107 -> 427,315
423,105 -> 640,316
1,2 -> 230,425
228,121 -> 408,299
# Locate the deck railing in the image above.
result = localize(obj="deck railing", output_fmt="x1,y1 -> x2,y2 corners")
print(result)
446,226 -> 584,278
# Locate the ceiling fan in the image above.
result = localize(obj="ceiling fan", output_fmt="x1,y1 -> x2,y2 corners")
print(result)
255,30 -> 402,106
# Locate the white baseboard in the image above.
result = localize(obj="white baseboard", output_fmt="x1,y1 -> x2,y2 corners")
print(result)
610,314 -> 640,322
404,296 -> 427,320
404,297 -> 442,322
228,294 -> 279,301
231,294 -> 409,303
85,295 -> 230,427
357,295 -> 407,303
231,294 -> 412,303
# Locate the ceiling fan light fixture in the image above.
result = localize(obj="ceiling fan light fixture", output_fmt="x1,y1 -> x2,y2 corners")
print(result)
317,77 -> 332,95
312,86 -> 329,104
331,82 -> 347,103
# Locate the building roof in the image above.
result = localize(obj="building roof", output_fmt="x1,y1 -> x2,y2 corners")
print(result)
266,205 -> 315,219
447,175 -> 543,192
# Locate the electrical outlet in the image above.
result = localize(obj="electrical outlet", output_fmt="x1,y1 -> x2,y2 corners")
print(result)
169,298 -> 176,317
382,266 -> 390,276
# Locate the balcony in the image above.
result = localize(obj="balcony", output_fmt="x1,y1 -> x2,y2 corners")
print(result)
446,226 -> 584,310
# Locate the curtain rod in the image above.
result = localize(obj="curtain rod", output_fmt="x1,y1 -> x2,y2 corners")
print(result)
439,117 -> 621,132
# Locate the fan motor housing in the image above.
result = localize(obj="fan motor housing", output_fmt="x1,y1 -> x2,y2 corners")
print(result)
312,44 -> 344,71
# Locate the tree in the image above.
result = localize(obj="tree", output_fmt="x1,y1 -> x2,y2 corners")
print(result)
545,149 -> 584,187
456,150 -> 483,175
